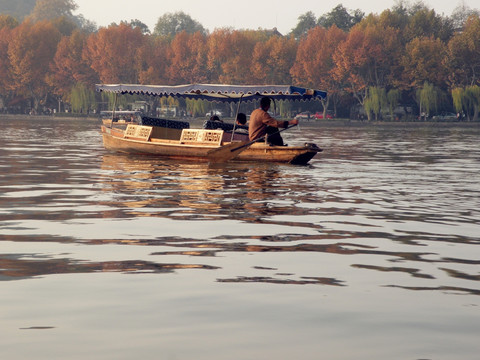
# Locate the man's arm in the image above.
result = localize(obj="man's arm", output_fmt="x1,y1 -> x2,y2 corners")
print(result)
262,112 -> 298,128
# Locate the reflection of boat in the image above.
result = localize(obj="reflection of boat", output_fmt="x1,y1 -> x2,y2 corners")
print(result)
97,84 -> 326,165
100,154 -> 228,212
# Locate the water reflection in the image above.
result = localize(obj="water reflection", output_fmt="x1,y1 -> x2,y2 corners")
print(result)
98,154 -> 302,220
0,119 -> 479,297
0,253 -> 218,280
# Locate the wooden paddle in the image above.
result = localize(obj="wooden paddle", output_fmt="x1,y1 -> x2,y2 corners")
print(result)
207,124 -> 297,163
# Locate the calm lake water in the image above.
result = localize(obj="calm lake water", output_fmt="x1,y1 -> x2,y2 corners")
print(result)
0,117 -> 479,360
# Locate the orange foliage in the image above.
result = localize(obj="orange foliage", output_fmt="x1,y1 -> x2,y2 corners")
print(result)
8,20 -> 61,105
49,30 -> 99,97
402,36 -> 447,88
167,31 -> 208,84
291,26 -> 346,91
0,10 -> 477,114
84,23 -> 146,83
252,35 -> 297,84
207,29 -> 259,84
0,27 -> 13,94
137,36 -> 170,85
333,22 -> 400,101
446,15 -> 480,87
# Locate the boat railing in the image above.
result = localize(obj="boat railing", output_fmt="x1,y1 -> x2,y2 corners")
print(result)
180,129 -> 223,146
124,125 -> 153,141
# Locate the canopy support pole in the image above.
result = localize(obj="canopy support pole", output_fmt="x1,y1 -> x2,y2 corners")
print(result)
110,93 -> 118,129
231,94 -> 244,142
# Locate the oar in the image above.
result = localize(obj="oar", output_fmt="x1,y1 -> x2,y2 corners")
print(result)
207,124 -> 297,163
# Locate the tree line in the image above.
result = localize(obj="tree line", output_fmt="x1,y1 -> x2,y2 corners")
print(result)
0,0 -> 479,120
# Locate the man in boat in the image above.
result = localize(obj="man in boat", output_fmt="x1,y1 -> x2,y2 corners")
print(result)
249,96 -> 298,146
210,115 -> 223,123
236,112 -> 247,127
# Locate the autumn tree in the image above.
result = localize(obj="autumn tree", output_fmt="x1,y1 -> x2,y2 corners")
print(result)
136,36 -> 170,85
84,23 -> 146,83
333,20 -> 400,109
0,15 -> 18,100
207,29 -> 260,84
206,28 -> 233,82
166,31 -> 208,84
291,25 -> 347,117
252,35 -> 297,84
402,36 -> 447,89
0,17 -> 17,98
445,15 -> 480,88
48,29 -> 99,105
8,20 -> 61,112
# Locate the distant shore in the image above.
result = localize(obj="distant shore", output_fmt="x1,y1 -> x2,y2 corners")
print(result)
1,113 -> 478,128
0,114 -> 102,121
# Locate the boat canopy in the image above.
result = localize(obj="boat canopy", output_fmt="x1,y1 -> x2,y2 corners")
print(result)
95,84 -> 327,103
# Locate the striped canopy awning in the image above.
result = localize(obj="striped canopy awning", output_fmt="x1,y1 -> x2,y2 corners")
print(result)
95,84 -> 327,102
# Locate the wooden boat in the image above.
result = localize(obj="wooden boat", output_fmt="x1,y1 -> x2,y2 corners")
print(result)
97,84 -> 326,164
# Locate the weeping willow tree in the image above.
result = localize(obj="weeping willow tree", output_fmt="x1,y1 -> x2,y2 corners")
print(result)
387,89 -> 401,120
278,100 -> 293,118
451,87 -> 465,115
416,82 -> 439,119
100,91 -> 129,112
186,98 -> 206,117
451,86 -> 479,121
465,85 -> 480,121
364,86 -> 387,121
158,96 -> 180,117
70,83 -> 96,114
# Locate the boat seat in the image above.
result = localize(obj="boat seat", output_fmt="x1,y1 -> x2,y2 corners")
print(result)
141,116 -> 190,129
203,120 -> 248,132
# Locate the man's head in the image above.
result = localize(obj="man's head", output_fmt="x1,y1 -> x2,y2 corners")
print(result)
236,112 -> 247,125
260,97 -> 271,111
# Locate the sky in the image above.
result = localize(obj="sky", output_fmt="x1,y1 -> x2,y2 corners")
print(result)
73,0 -> 474,35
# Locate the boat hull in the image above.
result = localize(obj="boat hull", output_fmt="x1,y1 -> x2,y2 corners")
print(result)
101,126 -> 320,165
101,126 -> 219,161
236,142 -> 320,165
